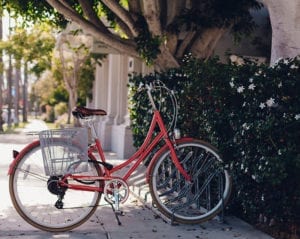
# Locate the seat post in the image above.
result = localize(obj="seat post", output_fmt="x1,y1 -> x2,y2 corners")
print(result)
86,119 -> 98,142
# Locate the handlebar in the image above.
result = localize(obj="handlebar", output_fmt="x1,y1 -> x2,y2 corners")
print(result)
146,83 -> 158,111
143,81 -> 179,135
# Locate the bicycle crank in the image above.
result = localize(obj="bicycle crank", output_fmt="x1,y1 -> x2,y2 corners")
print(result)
103,178 -> 129,206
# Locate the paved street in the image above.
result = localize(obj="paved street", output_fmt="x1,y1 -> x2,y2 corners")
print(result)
0,120 -> 274,239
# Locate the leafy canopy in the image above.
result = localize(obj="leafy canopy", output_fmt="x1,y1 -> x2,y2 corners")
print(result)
2,0 -> 262,69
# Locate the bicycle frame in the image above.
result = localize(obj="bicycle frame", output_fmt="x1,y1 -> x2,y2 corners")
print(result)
58,108 -> 191,193
8,84 -> 191,195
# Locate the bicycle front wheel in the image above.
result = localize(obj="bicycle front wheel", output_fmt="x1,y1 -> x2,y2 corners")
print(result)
9,141 -> 102,232
149,139 -> 231,224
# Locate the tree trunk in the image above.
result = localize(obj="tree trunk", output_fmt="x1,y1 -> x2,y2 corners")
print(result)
14,65 -> 21,126
22,62 -> 28,123
7,53 -> 13,129
263,0 -> 300,63
0,15 -> 3,132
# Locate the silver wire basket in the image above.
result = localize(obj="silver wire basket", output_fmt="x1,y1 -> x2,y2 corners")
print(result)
39,127 -> 89,176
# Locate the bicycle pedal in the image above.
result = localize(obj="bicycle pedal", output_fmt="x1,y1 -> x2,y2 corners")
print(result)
115,210 -> 124,216
55,200 -> 64,209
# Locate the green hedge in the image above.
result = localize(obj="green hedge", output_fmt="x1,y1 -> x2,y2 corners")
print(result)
128,56 -> 300,231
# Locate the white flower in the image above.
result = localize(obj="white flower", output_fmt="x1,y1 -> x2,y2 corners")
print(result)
290,64 -> 298,69
242,123 -> 250,130
278,82 -> 282,88
230,55 -> 238,62
237,86 -> 245,93
249,78 -> 254,83
278,149 -> 282,155
248,83 -> 256,90
295,114 -> 300,120
259,103 -> 266,109
274,58 -> 283,64
255,70 -> 262,76
266,98 -> 275,107
229,81 -> 235,88
138,82 -> 144,90
258,165 -> 262,170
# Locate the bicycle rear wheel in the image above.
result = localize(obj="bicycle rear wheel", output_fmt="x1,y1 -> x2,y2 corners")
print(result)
9,141 -> 102,232
149,139 -> 231,224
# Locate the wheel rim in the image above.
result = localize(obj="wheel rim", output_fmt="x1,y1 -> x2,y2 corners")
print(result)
10,144 -> 101,231
151,142 -> 231,222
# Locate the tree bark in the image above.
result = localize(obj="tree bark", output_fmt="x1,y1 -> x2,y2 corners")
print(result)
262,0 -> 300,63
190,28 -> 228,60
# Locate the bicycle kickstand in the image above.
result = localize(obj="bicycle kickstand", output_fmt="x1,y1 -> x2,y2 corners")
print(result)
105,198 -> 123,226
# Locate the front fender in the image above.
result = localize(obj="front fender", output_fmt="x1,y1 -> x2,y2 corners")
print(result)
8,140 -> 40,175
145,137 -> 193,183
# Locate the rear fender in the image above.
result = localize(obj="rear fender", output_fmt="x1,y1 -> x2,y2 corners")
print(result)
145,137 -> 193,183
8,140 -> 40,175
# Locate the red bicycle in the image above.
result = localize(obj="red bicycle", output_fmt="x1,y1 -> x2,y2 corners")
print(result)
8,81 -> 232,232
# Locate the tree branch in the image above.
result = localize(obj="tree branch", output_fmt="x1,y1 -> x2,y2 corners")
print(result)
190,28 -> 227,59
165,0 -> 186,26
128,0 -> 142,17
79,0 -> 134,39
101,0 -> 139,37
154,44 -> 179,71
142,0 -> 162,35
176,31 -> 197,58
78,0 -> 109,33
46,0 -> 139,57
114,18 -> 134,39
59,0 -> 78,14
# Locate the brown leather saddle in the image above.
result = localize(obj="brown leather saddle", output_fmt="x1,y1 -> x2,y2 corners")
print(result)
72,106 -> 107,119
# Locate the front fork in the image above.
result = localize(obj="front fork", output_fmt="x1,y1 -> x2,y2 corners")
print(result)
167,139 -> 192,182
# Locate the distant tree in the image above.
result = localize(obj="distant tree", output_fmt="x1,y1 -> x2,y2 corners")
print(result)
0,23 -> 56,122
0,11 -> 3,132
53,27 -> 104,123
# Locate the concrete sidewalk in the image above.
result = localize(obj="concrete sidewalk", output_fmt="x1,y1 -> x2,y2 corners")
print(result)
0,119 -> 48,144
0,119 -> 274,239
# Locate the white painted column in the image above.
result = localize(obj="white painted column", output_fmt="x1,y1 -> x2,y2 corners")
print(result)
111,55 -> 136,158
92,57 -> 109,109
114,55 -> 128,125
104,54 -> 121,150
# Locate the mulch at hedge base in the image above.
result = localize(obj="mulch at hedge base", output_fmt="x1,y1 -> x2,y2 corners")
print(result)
256,222 -> 299,239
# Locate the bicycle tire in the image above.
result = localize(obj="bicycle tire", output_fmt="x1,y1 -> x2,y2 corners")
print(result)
149,139 -> 232,224
9,141 -> 103,232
